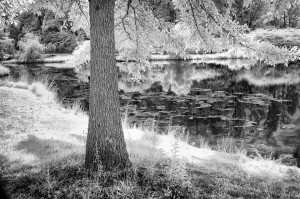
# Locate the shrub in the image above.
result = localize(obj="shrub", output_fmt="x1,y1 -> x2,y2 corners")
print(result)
17,33 -> 45,62
0,39 -> 15,54
41,31 -> 77,53
44,43 -> 57,53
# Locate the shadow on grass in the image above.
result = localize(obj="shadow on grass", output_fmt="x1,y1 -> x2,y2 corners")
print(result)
0,154 -> 11,199
0,177 -> 9,199
1,148 -> 86,199
15,134 -> 85,164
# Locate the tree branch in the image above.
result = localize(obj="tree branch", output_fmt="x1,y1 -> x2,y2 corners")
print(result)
115,0 -> 132,27
74,0 -> 89,24
131,5 -> 140,51
188,0 -> 208,45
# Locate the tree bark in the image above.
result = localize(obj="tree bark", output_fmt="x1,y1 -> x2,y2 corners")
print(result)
85,0 -> 130,171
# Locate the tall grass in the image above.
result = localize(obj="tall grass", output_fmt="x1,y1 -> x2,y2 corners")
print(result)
70,99 -> 85,115
0,74 -> 88,116
215,133 -> 246,155
197,136 -> 212,150
0,74 -> 58,103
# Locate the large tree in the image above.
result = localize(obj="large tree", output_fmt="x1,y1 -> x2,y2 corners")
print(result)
85,0 -> 129,171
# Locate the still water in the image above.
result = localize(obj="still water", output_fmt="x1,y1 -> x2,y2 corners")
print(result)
3,60 -> 300,156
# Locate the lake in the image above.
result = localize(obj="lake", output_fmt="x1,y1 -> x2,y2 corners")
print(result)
2,60 -> 300,157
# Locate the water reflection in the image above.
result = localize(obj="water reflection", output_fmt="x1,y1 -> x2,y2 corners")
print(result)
118,61 -> 222,95
3,60 -> 300,156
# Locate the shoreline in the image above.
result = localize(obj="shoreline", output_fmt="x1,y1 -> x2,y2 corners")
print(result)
1,52 -> 251,65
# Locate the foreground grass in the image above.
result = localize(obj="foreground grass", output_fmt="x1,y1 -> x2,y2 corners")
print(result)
0,80 -> 300,198
2,128 -> 300,198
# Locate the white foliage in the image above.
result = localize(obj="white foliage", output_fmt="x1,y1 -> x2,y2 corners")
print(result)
241,35 -> 300,65
68,40 -> 90,82
70,40 -> 90,66
65,0 -> 300,76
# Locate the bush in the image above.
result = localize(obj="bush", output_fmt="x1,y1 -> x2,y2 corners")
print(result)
17,33 -> 45,62
0,39 -> 15,55
44,43 -> 57,53
41,31 -> 77,53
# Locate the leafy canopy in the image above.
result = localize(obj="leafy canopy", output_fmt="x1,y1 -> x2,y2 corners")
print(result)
0,0 -> 34,26
71,0 -> 300,67
2,0 -> 300,67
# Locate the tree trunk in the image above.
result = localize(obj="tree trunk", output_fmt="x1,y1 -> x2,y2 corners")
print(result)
85,0 -> 130,171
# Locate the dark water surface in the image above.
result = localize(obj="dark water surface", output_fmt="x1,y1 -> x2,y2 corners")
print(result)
3,61 -> 300,156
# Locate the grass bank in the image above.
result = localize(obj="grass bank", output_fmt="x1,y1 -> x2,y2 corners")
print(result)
0,80 -> 300,198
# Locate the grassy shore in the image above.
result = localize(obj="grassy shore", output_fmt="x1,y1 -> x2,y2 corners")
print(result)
0,80 -> 300,198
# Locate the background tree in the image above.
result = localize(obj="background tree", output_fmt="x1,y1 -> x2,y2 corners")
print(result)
243,0 -> 300,28
234,0 -> 266,29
